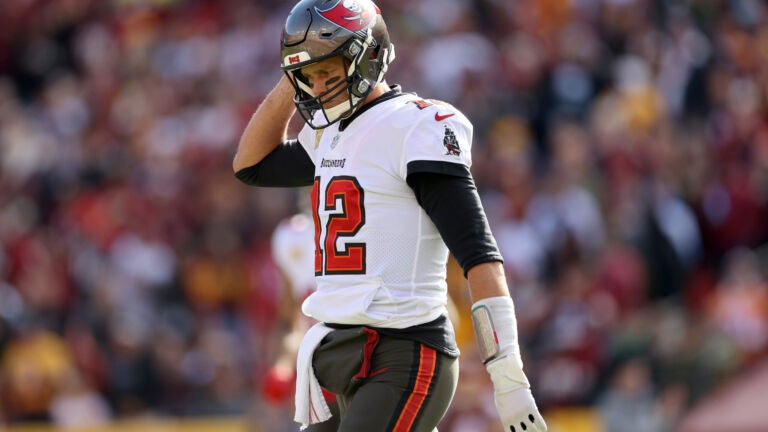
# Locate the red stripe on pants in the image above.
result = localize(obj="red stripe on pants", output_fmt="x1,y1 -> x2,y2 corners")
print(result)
393,345 -> 437,432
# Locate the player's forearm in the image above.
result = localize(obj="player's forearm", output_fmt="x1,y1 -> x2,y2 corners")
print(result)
468,260 -> 547,430
233,76 -> 297,172
466,261 -> 511,303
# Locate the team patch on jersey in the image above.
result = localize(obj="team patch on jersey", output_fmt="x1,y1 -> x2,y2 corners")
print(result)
443,126 -> 461,156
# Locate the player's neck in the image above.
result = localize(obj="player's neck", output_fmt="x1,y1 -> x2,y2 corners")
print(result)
337,82 -> 392,131
360,82 -> 390,108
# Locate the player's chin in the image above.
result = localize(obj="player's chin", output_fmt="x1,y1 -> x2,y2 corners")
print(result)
324,98 -> 348,109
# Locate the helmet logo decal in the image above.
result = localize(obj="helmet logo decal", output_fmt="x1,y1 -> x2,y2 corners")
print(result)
282,51 -> 311,67
316,0 -> 377,32
443,126 -> 461,156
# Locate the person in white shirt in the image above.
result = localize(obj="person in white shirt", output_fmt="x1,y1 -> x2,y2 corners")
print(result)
261,211 -> 341,432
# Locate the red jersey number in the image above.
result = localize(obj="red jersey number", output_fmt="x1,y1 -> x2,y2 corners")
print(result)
311,176 -> 366,275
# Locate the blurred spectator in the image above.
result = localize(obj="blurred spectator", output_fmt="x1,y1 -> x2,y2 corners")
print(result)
1,323 -> 73,422
706,247 -> 768,360
596,357 -> 667,432
49,369 -> 112,429
534,262 -> 606,406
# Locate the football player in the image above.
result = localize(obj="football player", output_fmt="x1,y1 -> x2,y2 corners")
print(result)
233,1 -> 547,431
262,210 -> 341,432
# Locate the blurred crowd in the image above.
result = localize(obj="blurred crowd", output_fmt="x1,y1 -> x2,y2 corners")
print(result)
1,0 -> 767,431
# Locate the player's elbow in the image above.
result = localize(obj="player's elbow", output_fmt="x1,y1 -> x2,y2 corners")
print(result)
233,150 -> 265,173
232,153 -> 246,173
234,163 -> 263,186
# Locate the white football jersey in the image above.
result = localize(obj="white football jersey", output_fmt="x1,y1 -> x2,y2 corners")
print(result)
297,91 -> 473,328
271,213 -> 317,300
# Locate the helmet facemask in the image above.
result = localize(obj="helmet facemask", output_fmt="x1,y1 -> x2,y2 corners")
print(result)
283,30 -> 392,129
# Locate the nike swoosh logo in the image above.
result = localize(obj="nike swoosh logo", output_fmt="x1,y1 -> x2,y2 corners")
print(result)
434,112 -> 455,121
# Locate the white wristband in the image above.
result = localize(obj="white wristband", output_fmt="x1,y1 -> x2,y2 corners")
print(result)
471,296 -> 530,392
471,296 -> 521,364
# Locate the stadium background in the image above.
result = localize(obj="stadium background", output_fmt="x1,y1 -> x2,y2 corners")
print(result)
1,0 -> 767,431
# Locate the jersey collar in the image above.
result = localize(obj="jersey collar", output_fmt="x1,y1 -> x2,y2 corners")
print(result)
338,85 -> 404,131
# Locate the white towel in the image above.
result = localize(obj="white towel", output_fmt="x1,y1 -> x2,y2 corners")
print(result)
294,322 -> 334,430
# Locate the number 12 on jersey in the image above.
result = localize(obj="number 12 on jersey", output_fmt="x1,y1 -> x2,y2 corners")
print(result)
311,176 -> 367,275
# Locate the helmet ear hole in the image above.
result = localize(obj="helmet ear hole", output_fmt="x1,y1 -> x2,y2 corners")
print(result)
346,40 -> 363,60
350,79 -> 371,98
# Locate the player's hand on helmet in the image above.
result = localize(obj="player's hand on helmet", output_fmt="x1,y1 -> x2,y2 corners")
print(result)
487,355 -> 547,432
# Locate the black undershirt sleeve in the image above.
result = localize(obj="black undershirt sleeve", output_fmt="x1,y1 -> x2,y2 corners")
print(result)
406,161 -> 503,277
234,139 -> 315,187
